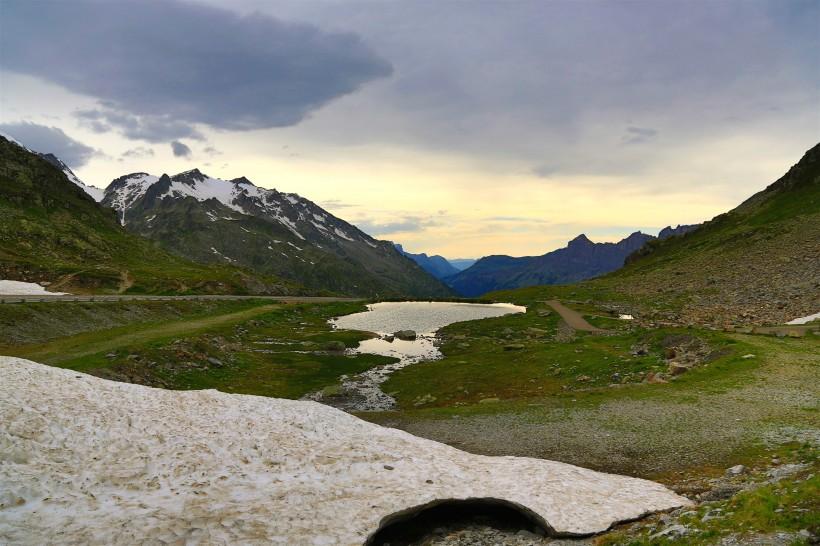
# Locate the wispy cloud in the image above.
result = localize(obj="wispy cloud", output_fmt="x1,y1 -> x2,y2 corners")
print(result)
620,127 -> 659,145
354,215 -> 442,237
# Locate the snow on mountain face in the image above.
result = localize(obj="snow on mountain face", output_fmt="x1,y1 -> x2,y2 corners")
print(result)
103,168 -> 365,245
103,173 -> 161,223
38,153 -> 105,202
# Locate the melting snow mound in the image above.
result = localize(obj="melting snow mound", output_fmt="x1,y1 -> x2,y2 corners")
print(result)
0,357 -> 689,545
0,280 -> 68,295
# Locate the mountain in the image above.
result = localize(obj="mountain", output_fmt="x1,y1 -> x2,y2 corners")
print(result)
37,153 -> 105,202
448,258 -> 478,271
100,169 -> 454,299
394,243 -> 460,279
0,131 -> 106,202
445,229 -> 697,298
601,142 -> 820,326
0,135 -> 297,295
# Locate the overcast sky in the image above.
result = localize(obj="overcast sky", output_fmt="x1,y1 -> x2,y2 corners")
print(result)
1,0 -> 817,258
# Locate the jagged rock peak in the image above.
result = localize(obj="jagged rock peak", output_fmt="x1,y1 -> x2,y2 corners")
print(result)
623,231 -> 649,242
171,168 -> 208,186
231,176 -> 255,186
568,233 -> 593,247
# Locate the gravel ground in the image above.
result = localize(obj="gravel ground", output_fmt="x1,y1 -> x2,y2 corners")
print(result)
366,334 -> 818,544
381,335 -> 818,478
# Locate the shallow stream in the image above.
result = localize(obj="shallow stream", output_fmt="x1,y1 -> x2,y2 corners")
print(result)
303,301 -> 525,412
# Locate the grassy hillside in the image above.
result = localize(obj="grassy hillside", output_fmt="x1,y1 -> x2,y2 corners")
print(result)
0,299 -> 392,400
596,142 -> 820,327
0,136 -> 301,295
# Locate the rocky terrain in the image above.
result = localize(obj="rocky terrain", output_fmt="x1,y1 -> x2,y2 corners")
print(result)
595,143 -> 820,328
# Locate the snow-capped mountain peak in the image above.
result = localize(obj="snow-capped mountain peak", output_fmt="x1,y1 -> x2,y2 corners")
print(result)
101,168 -> 365,244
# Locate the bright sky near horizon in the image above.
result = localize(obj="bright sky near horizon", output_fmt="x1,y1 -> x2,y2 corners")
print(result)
1,0 -> 818,259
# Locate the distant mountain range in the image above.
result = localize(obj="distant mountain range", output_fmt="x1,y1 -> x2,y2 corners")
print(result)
443,227 -> 697,297
394,244 -> 461,279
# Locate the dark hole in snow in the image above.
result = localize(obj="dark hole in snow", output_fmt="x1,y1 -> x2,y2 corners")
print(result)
364,498 -> 553,546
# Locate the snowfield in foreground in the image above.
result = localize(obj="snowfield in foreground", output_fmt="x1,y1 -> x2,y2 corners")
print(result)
0,357 -> 689,545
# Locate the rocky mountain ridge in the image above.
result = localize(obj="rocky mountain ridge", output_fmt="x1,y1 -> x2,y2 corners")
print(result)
394,243 -> 460,279
446,227 -> 697,297
100,168 -> 453,298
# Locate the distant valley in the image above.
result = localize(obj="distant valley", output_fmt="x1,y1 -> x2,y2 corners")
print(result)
397,226 -> 697,297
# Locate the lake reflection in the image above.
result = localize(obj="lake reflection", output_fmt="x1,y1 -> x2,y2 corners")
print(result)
331,301 -> 526,335
305,301 -> 525,412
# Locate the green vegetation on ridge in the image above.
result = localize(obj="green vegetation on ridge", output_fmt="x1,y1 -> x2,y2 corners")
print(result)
0,136 -> 301,295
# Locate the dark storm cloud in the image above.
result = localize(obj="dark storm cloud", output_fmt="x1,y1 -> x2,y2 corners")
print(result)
2,0 -> 393,140
254,0 -> 818,176
0,122 -> 99,168
171,141 -> 193,158
75,108 -> 205,143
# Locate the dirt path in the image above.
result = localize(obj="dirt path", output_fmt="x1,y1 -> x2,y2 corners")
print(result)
6,304 -> 284,366
545,300 -> 614,334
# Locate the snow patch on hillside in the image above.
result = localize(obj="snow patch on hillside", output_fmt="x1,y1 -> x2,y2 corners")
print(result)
0,280 -> 68,295
0,357 -> 690,545
786,312 -> 820,325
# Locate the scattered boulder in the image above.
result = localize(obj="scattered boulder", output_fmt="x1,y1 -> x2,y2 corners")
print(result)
206,357 -> 224,368
724,464 -> 749,477
504,344 -> 525,351
700,485 -> 744,502
668,362 -> 690,376
394,330 -> 417,341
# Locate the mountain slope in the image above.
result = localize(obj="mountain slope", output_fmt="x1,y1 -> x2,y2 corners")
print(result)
37,153 -> 105,202
0,136 -> 297,295
101,169 -> 453,299
445,230 -> 696,297
395,243 -> 460,279
598,142 -> 820,326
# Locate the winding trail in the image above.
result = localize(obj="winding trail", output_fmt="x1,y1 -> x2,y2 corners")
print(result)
545,300 -> 614,334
